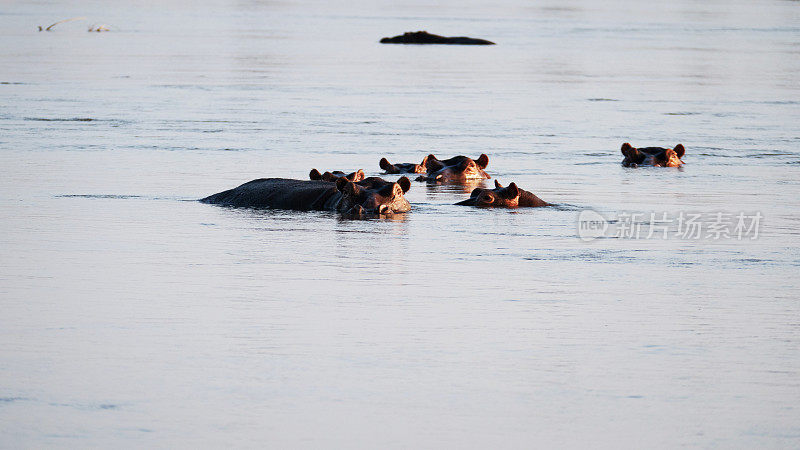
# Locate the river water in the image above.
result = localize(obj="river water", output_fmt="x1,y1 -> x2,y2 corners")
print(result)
1,0 -> 799,447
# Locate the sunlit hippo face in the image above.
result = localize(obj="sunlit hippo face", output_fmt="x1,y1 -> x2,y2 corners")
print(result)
455,180 -> 550,208
419,154 -> 490,182
309,168 -> 366,182
336,176 -> 412,216
379,155 -> 429,174
621,143 -> 685,167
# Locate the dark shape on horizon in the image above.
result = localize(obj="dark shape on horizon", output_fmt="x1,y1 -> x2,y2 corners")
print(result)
621,143 -> 685,167
455,180 -> 550,208
37,17 -> 110,32
200,176 -> 412,217
380,31 -> 495,45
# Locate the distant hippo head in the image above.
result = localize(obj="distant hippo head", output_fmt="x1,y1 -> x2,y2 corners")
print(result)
455,180 -> 549,208
379,155 -> 429,174
309,168 -> 366,182
417,154 -> 490,182
621,143 -> 685,167
336,176 -> 412,216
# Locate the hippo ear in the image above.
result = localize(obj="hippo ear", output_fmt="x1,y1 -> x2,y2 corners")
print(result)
398,176 -> 411,193
674,144 -> 685,158
336,177 -> 353,193
348,169 -> 365,182
621,143 -> 638,158
309,169 -> 322,180
426,155 -> 444,172
494,180 -> 502,188
379,158 -> 394,171
503,182 -> 520,199
476,154 -> 489,169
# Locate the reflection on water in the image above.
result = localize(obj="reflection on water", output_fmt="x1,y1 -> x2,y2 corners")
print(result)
422,179 -> 489,197
1,0 -> 799,447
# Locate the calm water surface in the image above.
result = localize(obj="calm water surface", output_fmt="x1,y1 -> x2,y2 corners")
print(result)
1,0 -> 799,447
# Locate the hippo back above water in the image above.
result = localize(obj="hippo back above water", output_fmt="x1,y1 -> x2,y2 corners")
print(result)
201,176 -> 411,216
621,143 -> 685,167
380,31 -> 495,45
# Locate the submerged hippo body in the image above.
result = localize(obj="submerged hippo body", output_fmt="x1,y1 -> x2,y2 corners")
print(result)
201,176 -> 411,216
621,143 -> 685,167
309,168 -> 365,182
380,31 -> 495,45
455,180 -> 549,208
416,154 -> 491,182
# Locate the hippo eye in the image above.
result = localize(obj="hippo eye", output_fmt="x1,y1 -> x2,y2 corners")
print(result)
478,193 -> 495,205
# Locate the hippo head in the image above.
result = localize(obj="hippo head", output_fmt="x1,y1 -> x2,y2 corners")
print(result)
335,176 -> 412,216
421,154 -> 490,182
455,180 -> 550,208
621,143 -> 685,167
309,168 -> 366,182
379,155 -> 429,174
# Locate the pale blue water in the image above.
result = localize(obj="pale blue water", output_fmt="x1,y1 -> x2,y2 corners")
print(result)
1,0 -> 799,447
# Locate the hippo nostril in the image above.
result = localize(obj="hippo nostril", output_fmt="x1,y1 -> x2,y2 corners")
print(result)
378,205 -> 391,215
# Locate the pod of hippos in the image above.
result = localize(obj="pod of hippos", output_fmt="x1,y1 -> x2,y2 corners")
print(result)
201,145 -> 686,217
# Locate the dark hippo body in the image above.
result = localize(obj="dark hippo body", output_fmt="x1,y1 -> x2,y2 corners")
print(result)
621,143 -> 685,167
201,176 -> 411,216
309,168 -> 365,182
380,31 -> 495,45
455,180 -> 549,208
416,154 -> 491,182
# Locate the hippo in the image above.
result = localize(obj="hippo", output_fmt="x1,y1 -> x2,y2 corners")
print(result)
455,180 -> 550,208
201,176 -> 412,217
621,143 -> 685,167
415,154 -> 491,182
379,155 -> 430,174
309,168 -> 365,182
380,31 -> 495,45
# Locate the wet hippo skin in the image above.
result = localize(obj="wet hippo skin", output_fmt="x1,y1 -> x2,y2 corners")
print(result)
621,143 -> 685,167
455,180 -> 550,208
201,176 -> 412,216
380,31 -> 495,45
